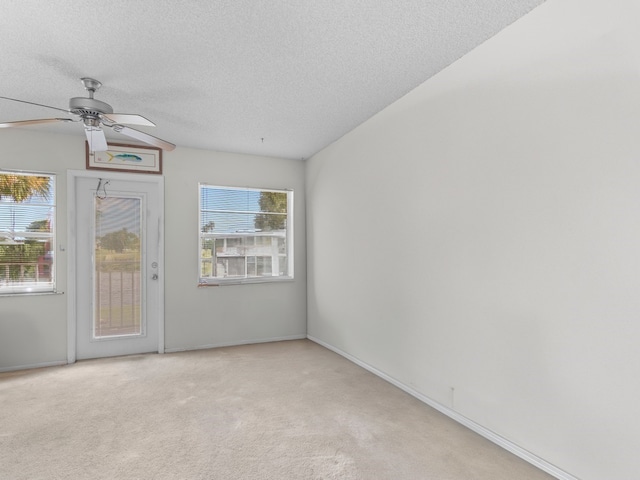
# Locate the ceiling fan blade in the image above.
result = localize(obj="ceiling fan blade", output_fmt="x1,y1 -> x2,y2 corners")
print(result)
0,118 -> 75,128
110,124 -> 176,151
85,126 -> 108,152
102,113 -> 156,127
0,96 -> 71,114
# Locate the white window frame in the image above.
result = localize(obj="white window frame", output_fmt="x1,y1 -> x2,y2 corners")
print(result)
0,170 -> 56,295
198,184 -> 293,286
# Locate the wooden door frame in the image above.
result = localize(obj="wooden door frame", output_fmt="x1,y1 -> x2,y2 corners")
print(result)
66,169 -> 165,364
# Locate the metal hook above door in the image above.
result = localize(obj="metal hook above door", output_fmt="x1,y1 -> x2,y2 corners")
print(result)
96,178 -> 110,199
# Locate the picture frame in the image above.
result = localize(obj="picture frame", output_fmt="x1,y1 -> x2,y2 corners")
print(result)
86,142 -> 163,174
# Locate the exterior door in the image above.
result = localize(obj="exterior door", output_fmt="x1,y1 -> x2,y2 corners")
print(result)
72,173 -> 163,360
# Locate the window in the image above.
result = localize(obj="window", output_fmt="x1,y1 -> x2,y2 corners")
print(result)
199,184 -> 293,285
0,171 -> 56,294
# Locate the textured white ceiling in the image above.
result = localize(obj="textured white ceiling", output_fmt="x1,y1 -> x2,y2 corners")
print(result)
0,0 -> 544,160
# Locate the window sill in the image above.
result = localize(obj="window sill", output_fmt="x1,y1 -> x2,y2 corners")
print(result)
198,276 -> 294,287
0,290 -> 64,298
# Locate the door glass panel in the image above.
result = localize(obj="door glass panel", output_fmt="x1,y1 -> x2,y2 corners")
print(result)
94,195 -> 142,338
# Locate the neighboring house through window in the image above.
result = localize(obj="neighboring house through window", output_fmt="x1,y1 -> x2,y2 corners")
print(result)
0,171 -> 56,294
199,184 -> 293,285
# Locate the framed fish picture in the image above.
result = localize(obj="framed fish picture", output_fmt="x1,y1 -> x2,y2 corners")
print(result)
86,142 -> 162,174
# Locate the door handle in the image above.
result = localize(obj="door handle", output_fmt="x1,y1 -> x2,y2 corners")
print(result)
152,273 -> 159,280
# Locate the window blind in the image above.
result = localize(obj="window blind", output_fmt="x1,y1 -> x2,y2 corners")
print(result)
0,172 -> 56,294
199,184 -> 292,284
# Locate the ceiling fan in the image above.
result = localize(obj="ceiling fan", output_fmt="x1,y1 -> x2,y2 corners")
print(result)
0,77 -> 175,152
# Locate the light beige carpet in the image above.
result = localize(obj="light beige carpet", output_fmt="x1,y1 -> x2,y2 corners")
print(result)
0,340 -> 554,479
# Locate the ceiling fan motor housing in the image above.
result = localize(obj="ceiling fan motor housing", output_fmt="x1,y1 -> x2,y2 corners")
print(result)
69,97 -> 114,118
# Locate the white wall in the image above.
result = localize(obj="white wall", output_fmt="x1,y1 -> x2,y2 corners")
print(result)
162,146 -> 306,352
306,1 -> 640,479
0,130 -> 80,369
0,129 -> 306,369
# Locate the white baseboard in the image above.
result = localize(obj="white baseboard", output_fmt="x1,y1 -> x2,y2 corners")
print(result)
1,336 -> 308,370
307,335 -> 578,480
0,360 -> 67,373
164,334 -> 307,354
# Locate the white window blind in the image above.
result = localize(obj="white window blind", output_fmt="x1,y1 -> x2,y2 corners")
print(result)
199,184 -> 292,285
0,171 -> 56,294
